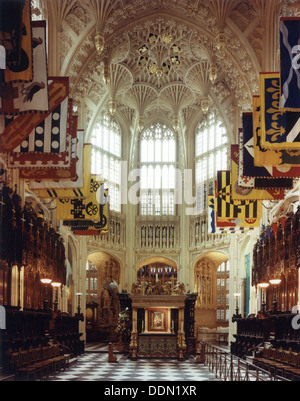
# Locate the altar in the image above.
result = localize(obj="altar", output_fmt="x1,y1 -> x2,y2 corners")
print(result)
128,294 -> 192,360
138,334 -> 178,357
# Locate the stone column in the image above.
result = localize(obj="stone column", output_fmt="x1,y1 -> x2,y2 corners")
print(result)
177,307 -> 186,360
130,307 -> 138,359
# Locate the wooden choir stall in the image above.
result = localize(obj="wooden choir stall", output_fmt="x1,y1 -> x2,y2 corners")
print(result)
0,185 -> 84,379
231,207 -> 300,379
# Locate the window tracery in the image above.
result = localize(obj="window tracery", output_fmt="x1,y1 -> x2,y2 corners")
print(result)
140,123 -> 177,216
90,113 -> 122,212
195,113 -> 228,211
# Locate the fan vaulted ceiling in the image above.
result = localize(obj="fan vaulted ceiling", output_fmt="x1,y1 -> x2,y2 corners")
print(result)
36,0 -> 300,143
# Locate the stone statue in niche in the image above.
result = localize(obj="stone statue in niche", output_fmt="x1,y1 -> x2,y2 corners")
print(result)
116,222 -> 120,237
131,280 -> 186,296
174,282 -> 186,295
110,259 -> 120,284
110,220 -> 115,237
195,223 -> 199,239
96,257 -> 121,341
148,226 -> 153,246
169,226 -> 174,247
102,258 -> 120,285
141,226 -> 146,247
131,281 -> 143,294
98,279 -> 120,340
102,289 -> 111,308
155,226 -> 160,246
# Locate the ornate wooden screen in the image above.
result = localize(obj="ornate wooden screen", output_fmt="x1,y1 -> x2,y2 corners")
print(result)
137,262 -> 177,286
0,185 -> 66,309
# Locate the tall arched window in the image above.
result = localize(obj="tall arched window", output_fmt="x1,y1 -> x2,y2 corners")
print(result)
195,113 -> 228,211
91,113 -> 121,212
140,123 -> 177,216
216,260 -> 230,322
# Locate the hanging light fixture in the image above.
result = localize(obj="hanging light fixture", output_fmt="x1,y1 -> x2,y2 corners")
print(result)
108,98 -> 117,116
201,96 -> 210,114
216,30 -> 226,57
209,63 -> 217,84
103,64 -> 110,85
94,31 -> 105,56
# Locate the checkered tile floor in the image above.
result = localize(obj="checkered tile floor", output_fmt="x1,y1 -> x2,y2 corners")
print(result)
48,343 -> 219,382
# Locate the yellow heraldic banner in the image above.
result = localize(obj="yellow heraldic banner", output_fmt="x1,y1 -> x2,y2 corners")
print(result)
70,188 -> 109,235
216,170 -> 262,229
56,175 -> 102,222
253,96 -> 283,167
37,144 -> 92,198
62,186 -> 110,235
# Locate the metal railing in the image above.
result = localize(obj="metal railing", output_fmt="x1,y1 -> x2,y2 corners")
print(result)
198,342 -> 291,382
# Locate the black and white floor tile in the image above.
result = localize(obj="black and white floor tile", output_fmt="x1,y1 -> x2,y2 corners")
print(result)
49,343 -> 220,382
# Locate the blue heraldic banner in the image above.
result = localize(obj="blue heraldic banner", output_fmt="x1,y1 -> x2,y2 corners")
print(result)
280,17 -> 300,111
242,112 -> 293,189
260,72 -> 300,150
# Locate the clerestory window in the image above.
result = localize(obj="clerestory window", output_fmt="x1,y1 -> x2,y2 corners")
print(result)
90,113 -> 121,212
139,123 -> 177,216
195,113 -> 228,212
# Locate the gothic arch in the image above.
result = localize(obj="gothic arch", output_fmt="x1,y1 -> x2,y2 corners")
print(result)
193,251 -> 229,271
193,251 -> 229,329
87,251 -> 122,285
136,256 -> 177,271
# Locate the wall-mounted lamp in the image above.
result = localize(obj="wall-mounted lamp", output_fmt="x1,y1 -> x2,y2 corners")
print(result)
269,278 -> 281,311
51,282 -> 61,312
41,278 -> 52,310
233,293 -> 242,319
269,279 -> 281,285
76,292 -> 83,315
258,282 -> 269,313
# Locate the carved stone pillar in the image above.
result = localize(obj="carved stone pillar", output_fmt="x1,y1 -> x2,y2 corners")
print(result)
177,306 -> 187,360
130,307 -> 138,359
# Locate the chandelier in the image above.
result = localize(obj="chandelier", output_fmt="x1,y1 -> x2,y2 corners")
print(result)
137,32 -> 182,78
